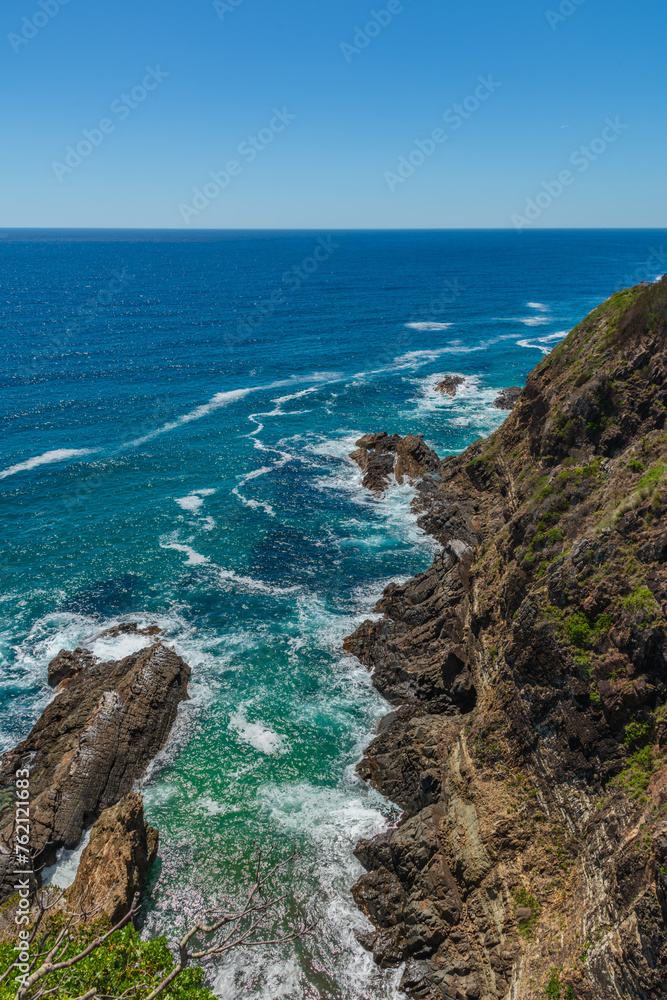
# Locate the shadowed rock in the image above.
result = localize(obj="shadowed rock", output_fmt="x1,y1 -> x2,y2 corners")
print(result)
346,278 -> 667,999
493,386 -> 522,410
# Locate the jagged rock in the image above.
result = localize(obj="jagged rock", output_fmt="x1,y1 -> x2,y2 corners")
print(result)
0,637 -> 190,901
66,793 -> 158,925
346,278 -> 667,998
48,647 -> 96,687
435,376 -> 465,398
492,387 -> 521,410
350,433 -> 440,492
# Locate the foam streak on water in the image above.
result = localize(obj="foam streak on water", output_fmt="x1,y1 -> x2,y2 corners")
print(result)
1,229 -> 663,998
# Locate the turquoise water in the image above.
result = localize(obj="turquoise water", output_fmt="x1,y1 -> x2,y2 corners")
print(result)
1,229 -> 665,998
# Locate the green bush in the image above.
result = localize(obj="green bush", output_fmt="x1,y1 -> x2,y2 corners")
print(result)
621,586 -> 658,617
563,611 -> 611,650
514,887 -> 541,938
638,461 -> 666,491
0,920 -> 216,1000
610,745 -> 659,802
545,968 -> 575,999
624,719 -> 652,749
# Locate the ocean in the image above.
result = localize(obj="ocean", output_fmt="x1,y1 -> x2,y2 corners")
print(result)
1,228 -> 665,998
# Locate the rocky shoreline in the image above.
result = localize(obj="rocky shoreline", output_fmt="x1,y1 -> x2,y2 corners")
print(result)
0,624 -> 190,923
345,279 -> 667,999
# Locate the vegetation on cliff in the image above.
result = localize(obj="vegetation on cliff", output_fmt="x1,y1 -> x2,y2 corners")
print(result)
346,277 -> 667,1000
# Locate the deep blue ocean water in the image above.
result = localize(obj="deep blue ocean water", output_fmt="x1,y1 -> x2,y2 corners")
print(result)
1,229 -> 666,998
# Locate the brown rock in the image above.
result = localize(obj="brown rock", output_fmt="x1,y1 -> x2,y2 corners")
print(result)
492,386 -> 522,410
66,793 -> 158,925
346,277 -> 667,998
350,433 -> 440,492
435,376 -> 465,398
0,639 -> 190,900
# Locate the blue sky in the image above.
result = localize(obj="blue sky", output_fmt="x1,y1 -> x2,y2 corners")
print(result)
0,0 -> 664,228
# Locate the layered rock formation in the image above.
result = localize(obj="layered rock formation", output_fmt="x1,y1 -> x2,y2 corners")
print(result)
350,433 -> 441,492
66,793 -> 159,924
0,627 -> 190,904
346,278 -> 667,999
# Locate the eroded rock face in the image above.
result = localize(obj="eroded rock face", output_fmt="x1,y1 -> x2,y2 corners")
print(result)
493,387 -> 521,410
346,279 -> 667,999
350,433 -> 441,492
66,793 -> 158,925
0,636 -> 189,901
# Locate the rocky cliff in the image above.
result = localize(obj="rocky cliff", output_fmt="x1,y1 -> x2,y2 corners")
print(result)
345,278 -> 667,1000
0,627 -> 190,906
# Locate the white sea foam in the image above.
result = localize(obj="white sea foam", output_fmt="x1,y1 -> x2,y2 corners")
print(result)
197,796 -> 230,816
229,708 -> 288,755
42,829 -> 91,890
175,495 -> 205,512
404,321 -> 453,331
160,535 -> 210,566
517,330 -> 567,354
519,315 -> 550,326
0,448 -> 94,480
231,486 -> 275,517
130,388 -> 256,446
88,633 -> 154,661
127,374 -> 340,450
527,301 -> 549,311
175,488 -> 217,518
216,568 -> 299,597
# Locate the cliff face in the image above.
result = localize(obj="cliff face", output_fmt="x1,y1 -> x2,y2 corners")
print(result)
345,278 -> 667,1000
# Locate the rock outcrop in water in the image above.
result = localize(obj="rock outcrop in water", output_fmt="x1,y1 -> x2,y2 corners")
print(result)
350,433 -> 441,492
435,376 -> 466,398
66,793 -> 159,924
0,627 -> 190,904
346,279 -> 667,1000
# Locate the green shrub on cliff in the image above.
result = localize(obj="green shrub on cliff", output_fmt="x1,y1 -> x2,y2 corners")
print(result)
610,745 -> 660,802
0,920 -> 216,1000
